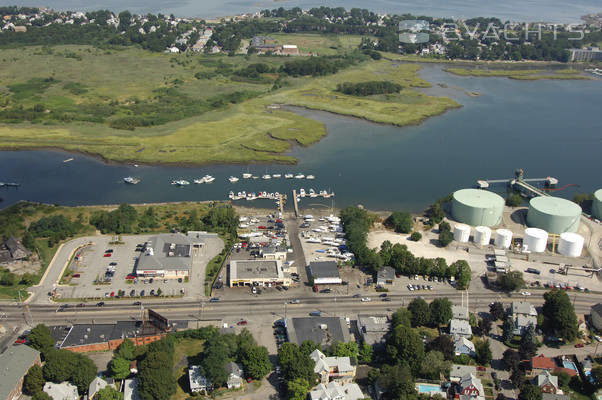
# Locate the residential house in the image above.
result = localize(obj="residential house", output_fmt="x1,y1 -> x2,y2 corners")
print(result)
530,355 -> 557,376
591,303 -> 602,331
309,381 -> 365,400
356,315 -> 390,349
511,301 -> 537,335
451,365 -> 477,383
0,236 -> 32,265
450,319 -> 472,338
89,376 -> 112,399
452,305 -> 470,321
226,362 -> 244,389
535,370 -> 560,394
43,382 -> 79,400
0,345 -> 41,400
457,374 -> 485,400
188,366 -> 210,394
310,349 -> 356,385
454,336 -> 476,357
376,267 -> 396,286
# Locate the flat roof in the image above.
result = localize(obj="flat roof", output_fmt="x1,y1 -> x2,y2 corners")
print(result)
230,259 -> 283,280
529,196 -> 582,217
286,317 -> 349,347
377,266 -> 396,280
137,233 -> 193,271
309,261 -> 340,279
453,188 -> 504,208
0,345 -> 40,399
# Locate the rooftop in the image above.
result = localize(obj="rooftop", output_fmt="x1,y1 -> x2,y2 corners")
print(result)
377,266 -> 396,281
452,305 -> 469,320
286,317 -> 349,347
309,382 -> 365,400
450,319 -> 472,336
531,354 -> 557,370
230,259 -> 283,280
0,345 -> 40,400
124,378 -> 140,400
453,188 -> 504,208
451,364 -> 477,379
137,233 -> 193,272
512,301 -> 537,316
309,261 -> 340,279
529,196 -> 582,217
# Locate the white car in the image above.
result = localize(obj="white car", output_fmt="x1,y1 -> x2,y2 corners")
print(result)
520,291 -> 531,296
361,297 -> 371,302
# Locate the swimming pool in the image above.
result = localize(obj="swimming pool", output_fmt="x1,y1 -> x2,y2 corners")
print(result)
562,360 -> 577,371
417,383 -> 446,396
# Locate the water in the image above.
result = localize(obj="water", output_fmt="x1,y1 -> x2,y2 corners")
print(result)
4,0 -> 602,22
0,64 -> 601,212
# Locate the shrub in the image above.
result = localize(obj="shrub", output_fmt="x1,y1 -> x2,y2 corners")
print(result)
409,232 -> 422,241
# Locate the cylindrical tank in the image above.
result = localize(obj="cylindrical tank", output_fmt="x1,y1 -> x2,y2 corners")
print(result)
474,226 -> 492,246
451,189 -> 504,227
494,229 -> 513,249
593,189 -> 602,220
453,224 -> 471,243
526,196 -> 581,234
524,228 -> 548,253
558,232 -> 584,257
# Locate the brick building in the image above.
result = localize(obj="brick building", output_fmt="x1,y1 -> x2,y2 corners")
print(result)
0,345 -> 41,400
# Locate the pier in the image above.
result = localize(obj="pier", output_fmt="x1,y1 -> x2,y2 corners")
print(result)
476,169 -> 559,199
0,182 -> 20,188
278,193 -> 284,215
292,190 -> 300,218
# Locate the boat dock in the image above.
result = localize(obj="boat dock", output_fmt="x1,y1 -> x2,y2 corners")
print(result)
278,193 -> 284,215
292,190 -> 300,217
476,169 -> 559,199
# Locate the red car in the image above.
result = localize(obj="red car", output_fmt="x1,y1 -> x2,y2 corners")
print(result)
126,274 -> 136,279
258,226 -> 267,229
246,377 -> 252,383
237,320 -> 248,326
575,343 -> 585,348
72,274 -> 81,278
14,338 -> 26,344
103,253 -> 111,257
110,291 -> 115,297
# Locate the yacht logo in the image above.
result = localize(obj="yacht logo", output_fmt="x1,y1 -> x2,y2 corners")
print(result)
399,20 -> 430,44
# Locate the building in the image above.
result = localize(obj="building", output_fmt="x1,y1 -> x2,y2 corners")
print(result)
451,188 -> 504,227
592,189 -> 602,220
309,382 -> 365,400
309,261 -> 342,285
286,317 -> 350,348
226,362 -> 244,389
530,355 -> 557,375
310,349 -> 356,385
535,370 -> 560,394
450,319 -> 472,338
188,366 -> 210,394
452,305 -> 470,321
261,244 -> 287,261
135,234 -> 194,278
591,303 -> 602,331
89,376 -> 112,399
376,266 -> 396,286
0,236 -> 32,265
457,374 -> 485,400
0,345 -> 41,400
454,336 -> 476,357
543,394 -> 570,400
123,378 -> 140,400
451,365 -> 477,383
511,301 -> 537,335
43,382 -> 79,400
228,259 -> 291,287
569,47 -> 602,62
281,44 -> 299,55
356,315 -> 390,349
250,36 -> 281,53
527,196 -> 582,234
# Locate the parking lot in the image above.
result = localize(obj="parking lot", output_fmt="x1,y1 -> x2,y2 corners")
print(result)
54,234 -> 223,302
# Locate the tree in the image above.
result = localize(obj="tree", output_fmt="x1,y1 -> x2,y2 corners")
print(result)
502,349 -> 520,372
475,339 -> 492,366
378,364 -> 415,398
429,297 -> 453,326
478,317 -> 492,337
542,289 -> 578,341
439,230 -> 453,247
410,232 -> 422,241
452,260 -> 472,289
241,345 -> 271,380
427,335 -> 455,361
23,364 -> 45,395
138,351 -> 176,400
71,354 -> 98,394
277,343 -> 316,385
519,326 -> 537,360
420,351 -> 451,380
43,349 -> 76,383
518,384 -> 542,400
384,212 -> 413,233
287,378 -> 311,400
591,365 -> 602,388
502,316 -> 514,343
32,392 -> 53,400
511,368 -> 525,388
490,302 -> 505,321
115,338 -> 135,360
554,371 -> 571,390
359,342 -> 373,364
497,271 -> 524,292
96,386 -> 124,400
28,324 -> 55,355
329,341 -> 358,358
386,325 -> 425,372
506,193 -> 523,207
391,307 -> 412,328
110,357 -> 131,380
408,298 -> 430,327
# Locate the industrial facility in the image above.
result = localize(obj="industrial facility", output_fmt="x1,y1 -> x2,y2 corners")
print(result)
593,189 -> 602,220
451,189 -> 504,227
526,196 -> 582,234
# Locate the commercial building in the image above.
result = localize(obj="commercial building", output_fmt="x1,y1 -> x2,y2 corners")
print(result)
228,259 -> 291,287
356,315 -> 390,348
527,196 -> 582,234
309,261 -> 342,285
285,317 -> 350,348
310,349 -> 356,385
135,233 -> 194,278
593,189 -> 602,220
261,244 -> 288,261
591,303 -> 602,331
569,47 -> 602,62
376,266 -> 396,286
0,345 -> 41,400
451,189 -> 504,227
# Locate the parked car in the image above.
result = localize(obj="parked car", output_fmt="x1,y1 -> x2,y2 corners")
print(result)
103,253 -> 111,257
110,291 -> 115,297
320,288 -> 332,294
575,343 -> 585,348
105,249 -> 114,253
97,302 -> 105,307
150,290 -> 155,296
209,297 -> 220,303
133,301 -> 142,306
237,320 -> 248,326
109,262 -> 117,266
72,274 -> 81,278
130,290 -> 136,296
140,290 -> 145,296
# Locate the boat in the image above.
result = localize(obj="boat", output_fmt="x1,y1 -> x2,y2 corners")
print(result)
228,191 -> 235,199
171,180 -> 190,186
194,178 -> 205,184
242,173 -> 252,179
228,176 -> 240,183
63,158 -> 74,163
309,189 -> 317,198
295,173 -> 305,179
252,175 -> 259,180
285,173 -> 294,179
203,175 -> 215,183
0,182 -> 20,187
262,174 -> 272,180
273,173 -> 282,178
123,177 -> 140,185
306,175 -> 315,180
299,188 -> 306,197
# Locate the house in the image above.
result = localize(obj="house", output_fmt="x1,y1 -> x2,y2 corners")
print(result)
310,349 -> 356,385
0,236 -> 32,265
530,355 -> 557,375
226,362 -> 244,389
457,374 -> 485,400
0,345 -> 41,400
285,317 -> 350,348
376,266 -> 396,286
454,336 -> 476,357
89,376 -> 112,399
451,365 -> 477,383
450,319 -> 472,338
535,370 -> 560,394
189,365 -> 211,394
591,303 -> 602,331
123,378 -> 140,400
281,44 -> 299,55
43,382 -> 79,400
356,315 -> 390,349
511,301 -> 537,335
309,261 -> 342,285
13,25 -> 27,32
309,381 -> 365,400
452,305 -> 470,321
543,394 -> 570,400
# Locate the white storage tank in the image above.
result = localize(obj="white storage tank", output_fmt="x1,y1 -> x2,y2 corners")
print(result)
558,232 -> 584,257
474,226 -> 492,246
453,224 -> 471,243
494,229 -> 513,249
524,228 -> 548,253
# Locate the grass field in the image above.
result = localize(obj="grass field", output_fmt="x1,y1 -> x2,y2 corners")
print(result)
172,338 -> 204,400
0,40 -> 459,164
444,67 -> 591,80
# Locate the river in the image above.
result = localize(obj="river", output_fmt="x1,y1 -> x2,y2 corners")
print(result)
0,64 -> 600,212
4,0 -> 602,23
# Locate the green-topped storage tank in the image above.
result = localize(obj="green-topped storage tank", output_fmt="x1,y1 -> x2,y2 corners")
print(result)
593,189 -> 602,220
526,196 -> 581,234
451,189 -> 504,227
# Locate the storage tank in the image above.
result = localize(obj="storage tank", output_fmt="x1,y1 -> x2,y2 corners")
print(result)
558,232 -> 584,257
474,226 -> 492,246
593,189 -> 602,220
451,189 -> 504,227
494,229 -> 513,249
453,224 -> 471,243
526,196 -> 581,234
524,228 -> 548,253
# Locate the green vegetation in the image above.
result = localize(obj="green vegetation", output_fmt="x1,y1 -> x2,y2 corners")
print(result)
23,365 -> 45,396
340,206 -> 380,272
335,81 -> 402,96
497,271 -> 525,292
409,231 -> 422,241
542,289 -> 579,341
506,193 -> 524,207
43,349 -> 98,393
278,342 -> 316,399
445,67 -> 590,80
438,221 -> 453,247
384,211 -> 413,234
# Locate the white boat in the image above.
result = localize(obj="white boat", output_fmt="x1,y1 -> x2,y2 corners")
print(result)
63,158 -> 74,163
123,176 -> 140,184
306,175 -> 315,180
299,188 -> 306,197
273,174 -> 282,178
262,174 -> 272,180
242,173 -> 252,179
309,189 -> 317,198
252,175 -> 259,180
295,173 -> 305,179
228,176 -> 239,183
171,180 -> 190,186
194,178 -> 205,184
285,173 -> 294,179
307,238 -> 321,244
228,191 -> 235,199
203,175 -> 215,183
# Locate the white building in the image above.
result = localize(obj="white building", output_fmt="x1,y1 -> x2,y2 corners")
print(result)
450,319 -> 472,338
309,261 -> 342,285
309,382 -> 365,400
43,382 -> 79,400
188,366 -> 211,394
454,336 -> 476,357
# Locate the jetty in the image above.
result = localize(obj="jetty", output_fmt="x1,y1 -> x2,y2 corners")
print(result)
476,169 -> 560,199
292,190 -> 300,218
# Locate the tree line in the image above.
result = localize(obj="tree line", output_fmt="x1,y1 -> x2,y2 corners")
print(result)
336,81 -> 402,96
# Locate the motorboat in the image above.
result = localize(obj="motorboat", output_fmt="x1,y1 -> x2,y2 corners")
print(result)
285,173 -> 294,179
309,189 -> 317,198
262,174 -> 272,180
242,173 -> 252,179
294,173 -> 305,179
252,175 -> 259,180
299,188 -> 306,197
203,175 -> 215,183
306,175 -> 315,180
171,180 -> 190,186
123,177 -> 140,184
272,174 -> 282,178
228,176 -> 240,183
